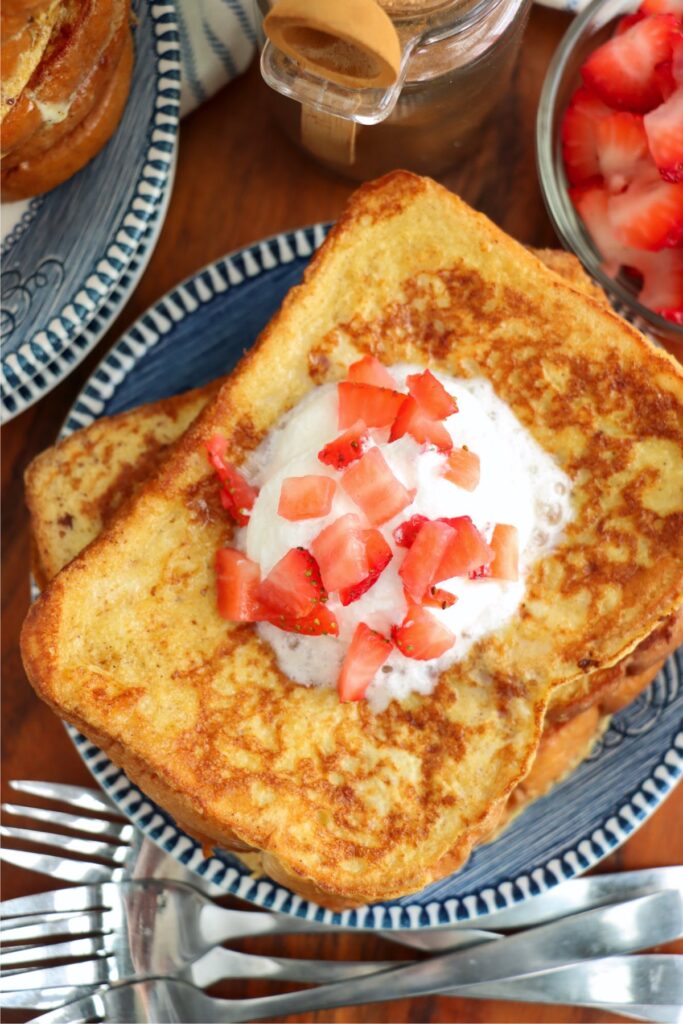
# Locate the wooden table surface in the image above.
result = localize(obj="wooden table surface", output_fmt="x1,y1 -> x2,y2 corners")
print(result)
2,9 -> 682,1021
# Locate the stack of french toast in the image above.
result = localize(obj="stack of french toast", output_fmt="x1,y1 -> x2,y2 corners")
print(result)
1,0 -> 133,201
21,173 -> 683,909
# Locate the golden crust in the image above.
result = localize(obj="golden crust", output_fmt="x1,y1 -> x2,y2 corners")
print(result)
21,173 -> 683,906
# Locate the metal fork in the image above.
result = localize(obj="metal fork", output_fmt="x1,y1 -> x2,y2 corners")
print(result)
7,961 -> 683,1022
4,780 -> 683,944
21,954 -> 683,1022
0,878 -> 494,992
3,887 -> 682,1013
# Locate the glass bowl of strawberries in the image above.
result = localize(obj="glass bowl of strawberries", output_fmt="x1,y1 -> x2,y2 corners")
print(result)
537,0 -> 683,344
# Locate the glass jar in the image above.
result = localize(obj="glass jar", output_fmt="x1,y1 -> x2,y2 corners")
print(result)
257,0 -> 531,180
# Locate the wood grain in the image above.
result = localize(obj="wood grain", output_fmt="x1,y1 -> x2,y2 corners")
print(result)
2,9 -> 681,1021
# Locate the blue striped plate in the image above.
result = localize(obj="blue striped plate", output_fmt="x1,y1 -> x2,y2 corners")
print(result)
0,0 -> 181,423
62,226 -> 682,927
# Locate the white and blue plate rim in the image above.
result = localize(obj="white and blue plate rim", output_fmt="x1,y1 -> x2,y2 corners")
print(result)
0,0 -> 181,422
57,222 -> 683,929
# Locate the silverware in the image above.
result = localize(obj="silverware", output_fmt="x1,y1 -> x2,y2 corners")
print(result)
0,878 -> 495,990
4,779 -> 683,946
23,953 -> 683,1023
3,887 -> 682,1013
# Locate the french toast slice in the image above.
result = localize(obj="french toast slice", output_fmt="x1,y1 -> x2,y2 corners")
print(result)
21,172 -> 683,907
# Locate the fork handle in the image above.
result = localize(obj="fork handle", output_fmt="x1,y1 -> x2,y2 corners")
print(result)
194,945 -> 402,986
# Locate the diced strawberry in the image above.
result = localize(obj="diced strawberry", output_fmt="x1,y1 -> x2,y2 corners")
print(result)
443,447 -> 481,491
406,369 -> 458,419
337,382 -> 405,430
390,395 -> 453,451
347,355 -> 397,389
259,548 -> 326,619
264,604 -> 339,637
608,173 -> 683,248
435,516 -> 493,581
311,513 -> 369,593
337,623 -> 393,702
278,475 -> 336,521
595,112 -> 651,191
341,448 -> 414,526
215,548 -> 262,622
339,529 -> 392,606
422,586 -> 457,610
318,420 -> 370,470
488,524 -> 520,582
615,11 -> 645,35
571,182 -> 640,273
399,520 -> 455,601
644,88 -> 683,181
392,604 -> 455,661
206,436 -> 258,526
561,86 -> 614,186
639,0 -> 683,15
393,514 -> 429,548
581,15 -> 680,113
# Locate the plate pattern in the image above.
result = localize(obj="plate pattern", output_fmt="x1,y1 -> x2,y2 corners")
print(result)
60,226 -> 683,926
0,0 -> 181,420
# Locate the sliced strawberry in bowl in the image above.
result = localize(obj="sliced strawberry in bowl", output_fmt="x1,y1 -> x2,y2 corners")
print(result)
318,420 -> 370,470
392,603 -> 455,660
570,182 -> 637,273
561,86 -> 615,186
443,447 -> 481,491
215,548 -> 262,622
654,59 -> 677,100
337,382 -> 405,430
581,14 -> 680,113
393,514 -> 429,548
644,87 -> 683,181
311,512 -> 369,593
390,395 -> 453,451
406,369 -> 458,419
488,524 -> 520,581
342,447 -> 415,526
399,519 -> 454,601
264,604 -> 339,637
435,516 -> 493,581
347,355 -> 397,389
595,112 -> 651,192
634,245 -> 683,318
206,436 -> 258,526
259,547 -> 326,619
615,11 -> 646,34
278,475 -> 336,521
608,172 -> 683,248
337,623 -> 393,702
339,529 -> 392,606
639,0 -> 683,15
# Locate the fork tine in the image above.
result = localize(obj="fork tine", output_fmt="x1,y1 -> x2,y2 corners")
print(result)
2,804 -> 133,842
9,781 -> 118,815
0,825 -> 129,863
0,912 -> 109,945
0,848 -> 117,885
1,935 -> 111,968
0,958 -> 113,991
0,985 -> 103,1011
1,883 -> 112,919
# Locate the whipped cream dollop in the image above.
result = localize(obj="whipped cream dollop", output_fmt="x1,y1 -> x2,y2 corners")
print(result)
240,365 -> 572,712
